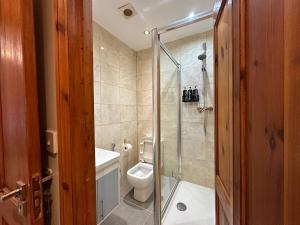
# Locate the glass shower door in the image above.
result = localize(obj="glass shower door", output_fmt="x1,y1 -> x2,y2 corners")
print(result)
152,28 -> 181,225
160,42 -> 181,214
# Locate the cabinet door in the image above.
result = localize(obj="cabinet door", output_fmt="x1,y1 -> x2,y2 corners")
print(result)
96,178 -> 104,223
214,0 -> 234,225
102,169 -> 119,218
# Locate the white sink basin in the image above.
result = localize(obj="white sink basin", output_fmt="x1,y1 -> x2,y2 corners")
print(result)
95,148 -> 120,172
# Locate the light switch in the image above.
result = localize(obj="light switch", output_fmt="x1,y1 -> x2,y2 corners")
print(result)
45,130 -> 58,154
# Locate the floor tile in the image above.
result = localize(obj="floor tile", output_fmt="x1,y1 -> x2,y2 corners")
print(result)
123,189 -> 153,214
144,214 -> 154,225
102,199 -> 151,225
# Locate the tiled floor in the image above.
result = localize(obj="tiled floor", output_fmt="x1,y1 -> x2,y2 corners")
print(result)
102,188 -> 154,225
101,180 -> 215,225
101,176 -> 177,225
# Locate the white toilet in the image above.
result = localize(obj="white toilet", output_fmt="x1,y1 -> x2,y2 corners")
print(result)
127,137 -> 163,202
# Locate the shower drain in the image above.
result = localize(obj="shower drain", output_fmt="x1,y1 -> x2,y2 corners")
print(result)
176,202 -> 187,211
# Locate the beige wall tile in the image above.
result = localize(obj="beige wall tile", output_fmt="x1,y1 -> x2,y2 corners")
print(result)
94,81 -> 101,104
141,90 -> 152,106
94,103 -> 101,125
99,104 -> 120,125
161,69 -> 177,89
141,72 -> 152,91
142,105 -> 152,121
121,106 -> 137,122
93,63 -> 101,82
93,22 -> 138,187
120,77 -> 136,91
100,83 -> 119,105
101,63 -> 120,85
120,88 -> 136,106
97,124 -> 121,149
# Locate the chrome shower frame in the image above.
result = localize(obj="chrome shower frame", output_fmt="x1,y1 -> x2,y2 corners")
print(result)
152,10 -> 213,225
159,41 -> 181,217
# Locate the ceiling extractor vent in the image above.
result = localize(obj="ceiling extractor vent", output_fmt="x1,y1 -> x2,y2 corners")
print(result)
118,3 -> 137,19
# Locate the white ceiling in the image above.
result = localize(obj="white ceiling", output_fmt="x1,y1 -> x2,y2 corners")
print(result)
92,0 -> 215,51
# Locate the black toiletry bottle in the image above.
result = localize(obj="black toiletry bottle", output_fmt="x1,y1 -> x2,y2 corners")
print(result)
187,87 -> 192,102
192,86 -> 200,102
182,87 -> 188,102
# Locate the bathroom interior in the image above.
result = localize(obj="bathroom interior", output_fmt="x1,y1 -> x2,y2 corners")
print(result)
92,1 -> 215,224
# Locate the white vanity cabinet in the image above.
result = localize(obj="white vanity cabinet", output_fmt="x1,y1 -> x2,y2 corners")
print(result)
95,148 -> 120,224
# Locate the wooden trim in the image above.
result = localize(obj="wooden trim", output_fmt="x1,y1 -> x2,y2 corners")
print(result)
0,84 -> 4,187
214,1 -> 244,224
214,0 -> 227,26
216,176 -> 231,206
232,0 -> 246,225
214,22 -> 220,225
284,0 -> 300,224
56,0 -> 96,225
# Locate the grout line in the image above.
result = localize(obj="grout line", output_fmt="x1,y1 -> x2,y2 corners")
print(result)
122,197 -> 153,215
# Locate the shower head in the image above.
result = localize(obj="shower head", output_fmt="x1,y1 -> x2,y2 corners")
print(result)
198,53 -> 206,61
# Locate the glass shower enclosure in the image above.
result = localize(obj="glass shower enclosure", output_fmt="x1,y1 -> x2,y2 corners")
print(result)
151,10 -> 213,225
152,28 -> 182,225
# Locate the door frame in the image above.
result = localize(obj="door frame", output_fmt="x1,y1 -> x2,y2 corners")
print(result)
55,0 -> 96,225
53,0 -> 300,225
53,0 -> 244,225
54,0 -> 300,225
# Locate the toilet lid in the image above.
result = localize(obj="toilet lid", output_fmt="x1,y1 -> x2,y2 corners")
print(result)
140,141 -> 153,163
139,138 -> 164,166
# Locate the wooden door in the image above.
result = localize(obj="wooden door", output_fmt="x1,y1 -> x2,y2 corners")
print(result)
246,0 -> 284,224
214,1 -> 234,225
0,0 -> 44,224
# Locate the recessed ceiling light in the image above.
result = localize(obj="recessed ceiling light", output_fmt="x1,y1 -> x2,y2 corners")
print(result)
144,30 -> 150,35
189,12 -> 195,18
100,46 -> 105,50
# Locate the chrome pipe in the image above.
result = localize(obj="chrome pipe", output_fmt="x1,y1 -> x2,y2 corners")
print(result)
158,10 -> 213,35
177,65 -> 182,179
160,42 -> 180,68
152,28 -> 162,225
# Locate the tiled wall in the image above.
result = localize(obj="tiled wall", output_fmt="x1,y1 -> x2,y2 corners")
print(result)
137,31 -> 215,188
93,22 -> 138,189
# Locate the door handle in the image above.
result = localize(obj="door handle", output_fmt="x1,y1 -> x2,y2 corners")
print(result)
0,181 -> 26,203
0,181 -> 27,216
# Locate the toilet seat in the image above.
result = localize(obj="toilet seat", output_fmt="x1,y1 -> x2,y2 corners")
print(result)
127,163 -> 153,188
127,163 -> 153,202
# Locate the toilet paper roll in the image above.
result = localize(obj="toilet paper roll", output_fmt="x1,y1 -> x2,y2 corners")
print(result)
123,143 -> 132,152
